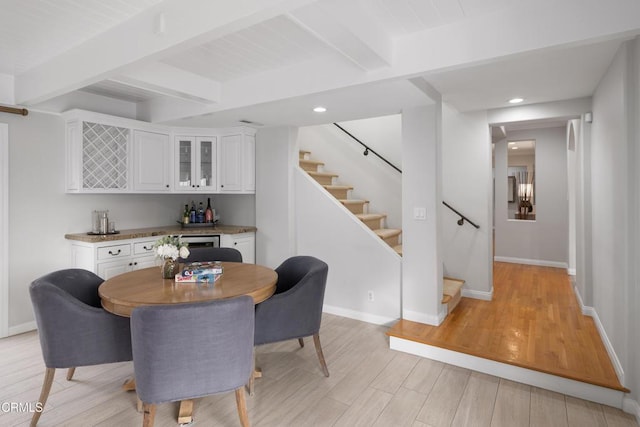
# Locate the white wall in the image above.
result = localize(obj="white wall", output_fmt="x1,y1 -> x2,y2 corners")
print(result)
295,169 -> 401,324
255,126 -> 298,268
2,111 -> 256,332
298,122 -> 402,230
337,114 -> 402,169
0,74 -> 14,105
402,105 -> 444,325
494,127 -> 569,267
589,41 -> 631,388
441,104 -> 493,298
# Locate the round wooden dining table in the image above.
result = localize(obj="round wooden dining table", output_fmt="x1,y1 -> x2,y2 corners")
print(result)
98,262 -> 277,425
99,262 -> 277,317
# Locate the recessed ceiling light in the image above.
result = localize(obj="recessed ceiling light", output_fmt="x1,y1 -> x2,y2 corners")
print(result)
511,146 -> 519,150
508,142 -> 515,145
509,98 -> 524,104
313,106 -> 327,113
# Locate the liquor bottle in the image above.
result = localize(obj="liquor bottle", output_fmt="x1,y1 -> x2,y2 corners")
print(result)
182,204 -> 190,224
197,201 -> 205,223
205,198 -> 214,223
189,202 -> 196,223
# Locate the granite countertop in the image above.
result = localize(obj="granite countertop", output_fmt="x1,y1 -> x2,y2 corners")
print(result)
65,224 -> 257,243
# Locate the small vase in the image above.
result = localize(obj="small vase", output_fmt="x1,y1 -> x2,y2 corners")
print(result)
161,258 -> 178,279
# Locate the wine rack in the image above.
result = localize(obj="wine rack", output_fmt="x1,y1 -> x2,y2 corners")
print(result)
82,121 -> 129,189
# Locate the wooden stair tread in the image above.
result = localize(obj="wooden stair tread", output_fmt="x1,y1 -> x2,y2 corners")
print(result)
443,277 -> 465,296
300,159 -> 324,166
339,199 -> 369,205
355,213 -> 386,220
323,185 -> 353,190
299,150 -> 311,156
393,245 -> 403,256
307,171 -> 338,178
373,228 -> 402,239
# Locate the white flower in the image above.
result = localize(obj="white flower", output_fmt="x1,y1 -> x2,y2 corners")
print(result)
179,246 -> 190,259
153,235 -> 189,261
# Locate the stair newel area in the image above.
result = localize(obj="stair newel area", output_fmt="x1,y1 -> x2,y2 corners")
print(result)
299,150 -> 403,256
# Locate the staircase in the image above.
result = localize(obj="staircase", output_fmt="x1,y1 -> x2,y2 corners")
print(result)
299,150 -> 403,256
442,277 -> 465,314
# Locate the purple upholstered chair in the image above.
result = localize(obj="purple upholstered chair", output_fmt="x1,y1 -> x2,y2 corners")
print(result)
131,296 -> 254,427
29,269 -> 132,426
253,256 -> 330,388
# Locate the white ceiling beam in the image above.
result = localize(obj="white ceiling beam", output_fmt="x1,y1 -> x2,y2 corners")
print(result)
288,0 -> 393,71
113,62 -> 220,104
14,0 -> 317,105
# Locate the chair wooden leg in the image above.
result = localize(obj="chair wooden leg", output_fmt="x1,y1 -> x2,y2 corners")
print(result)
30,368 -> 55,427
136,395 -> 143,413
313,333 -> 330,377
142,403 -> 156,427
298,338 -> 305,348
235,387 -> 250,427
66,367 -> 76,381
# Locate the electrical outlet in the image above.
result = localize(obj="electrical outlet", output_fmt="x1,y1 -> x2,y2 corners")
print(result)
368,290 -> 374,302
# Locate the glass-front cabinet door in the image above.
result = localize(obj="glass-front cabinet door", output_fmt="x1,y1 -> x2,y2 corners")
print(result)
174,136 -> 217,191
177,137 -> 195,190
196,137 -> 217,191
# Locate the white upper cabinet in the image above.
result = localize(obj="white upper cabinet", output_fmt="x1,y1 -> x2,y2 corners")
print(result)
64,110 -> 255,194
219,130 -> 256,193
133,130 -> 171,192
174,135 -> 217,192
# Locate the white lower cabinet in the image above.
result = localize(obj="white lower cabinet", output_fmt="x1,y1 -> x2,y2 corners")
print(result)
71,238 -> 158,281
221,232 -> 255,264
70,232 -> 256,279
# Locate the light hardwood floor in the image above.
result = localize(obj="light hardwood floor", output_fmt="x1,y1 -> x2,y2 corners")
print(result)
0,313 -> 637,426
389,262 -> 626,392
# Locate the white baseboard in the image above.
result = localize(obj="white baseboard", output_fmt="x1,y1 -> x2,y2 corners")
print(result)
402,308 -> 446,326
572,285 -> 626,388
323,304 -> 397,326
567,268 -> 576,276
390,336 -> 625,408
494,256 -> 568,269
8,321 -> 36,336
461,287 -> 493,301
623,397 -> 640,422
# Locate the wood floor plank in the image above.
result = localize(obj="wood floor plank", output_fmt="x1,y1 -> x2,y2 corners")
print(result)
402,356 -> 445,395
387,262 -> 627,392
370,351 -> 419,394
530,387 -> 568,427
451,372 -> 500,427
333,387 -> 393,427
602,404 -> 640,427
328,347 -> 396,405
415,365 -> 471,427
372,387 -> 427,427
491,379 -> 531,427
566,395 -> 607,427
288,396 -> 348,427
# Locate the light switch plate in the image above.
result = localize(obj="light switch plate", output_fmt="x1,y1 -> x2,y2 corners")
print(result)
414,207 -> 426,220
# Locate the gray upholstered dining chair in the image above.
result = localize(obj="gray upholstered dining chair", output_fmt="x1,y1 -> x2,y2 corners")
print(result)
253,256 -> 329,390
131,296 -> 254,427
29,269 -> 133,427
180,247 -> 243,263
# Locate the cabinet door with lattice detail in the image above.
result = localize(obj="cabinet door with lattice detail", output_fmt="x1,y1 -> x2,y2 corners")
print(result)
82,121 -> 129,190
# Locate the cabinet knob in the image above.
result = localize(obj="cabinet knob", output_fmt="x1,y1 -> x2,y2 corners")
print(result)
196,185 -> 200,188
128,262 -> 133,266
108,249 -> 122,256
166,184 -> 169,188
134,262 -> 138,266
221,185 -> 224,188
234,242 -> 237,246
143,246 -> 151,251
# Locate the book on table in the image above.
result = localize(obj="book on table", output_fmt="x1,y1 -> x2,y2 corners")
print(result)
175,261 -> 223,283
